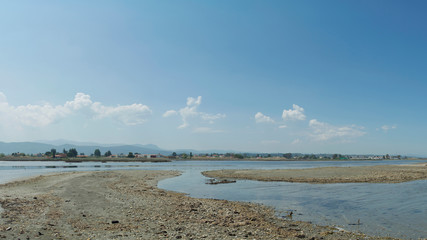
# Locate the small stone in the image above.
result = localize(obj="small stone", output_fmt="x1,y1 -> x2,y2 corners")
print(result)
6,227 -> 11,231
111,220 -> 119,224
295,231 -> 305,238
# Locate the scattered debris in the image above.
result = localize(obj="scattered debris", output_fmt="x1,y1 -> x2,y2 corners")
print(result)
205,178 -> 236,185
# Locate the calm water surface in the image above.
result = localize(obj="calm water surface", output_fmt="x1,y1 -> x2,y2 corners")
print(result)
0,160 -> 426,239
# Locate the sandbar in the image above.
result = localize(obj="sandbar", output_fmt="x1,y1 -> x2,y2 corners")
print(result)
202,163 -> 427,184
0,170 -> 397,239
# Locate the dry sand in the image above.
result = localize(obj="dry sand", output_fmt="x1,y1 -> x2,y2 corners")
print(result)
202,163 -> 427,184
0,170 -> 397,239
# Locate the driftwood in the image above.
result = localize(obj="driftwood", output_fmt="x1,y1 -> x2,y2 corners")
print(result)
205,178 -> 236,185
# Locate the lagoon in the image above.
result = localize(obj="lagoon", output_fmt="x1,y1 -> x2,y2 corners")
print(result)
1,160 -> 426,239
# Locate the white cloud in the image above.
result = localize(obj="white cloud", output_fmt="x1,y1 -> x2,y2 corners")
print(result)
292,139 -> 301,144
254,112 -> 275,123
0,92 -> 7,103
308,119 -> 366,141
0,92 -> 151,128
13,103 -> 69,127
201,113 -> 226,124
163,110 -> 177,117
64,92 -> 93,110
163,96 -> 225,129
278,125 -> 287,129
92,102 -> 151,125
379,125 -> 397,132
187,96 -> 202,106
193,127 -> 224,134
282,104 -> 306,121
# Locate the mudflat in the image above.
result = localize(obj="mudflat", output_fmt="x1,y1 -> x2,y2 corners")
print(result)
202,163 -> 427,184
0,171 -> 397,239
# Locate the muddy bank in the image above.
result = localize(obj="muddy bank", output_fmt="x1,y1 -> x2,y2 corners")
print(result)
0,170 -> 396,239
202,163 -> 427,184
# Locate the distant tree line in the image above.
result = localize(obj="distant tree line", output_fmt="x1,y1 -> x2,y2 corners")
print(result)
42,148 -> 115,158
2,149 -> 409,161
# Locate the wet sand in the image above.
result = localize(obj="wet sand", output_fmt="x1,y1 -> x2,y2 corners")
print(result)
0,170 -> 397,239
202,163 -> 427,184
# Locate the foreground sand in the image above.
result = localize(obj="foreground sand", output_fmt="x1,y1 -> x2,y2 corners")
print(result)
202,163 -> 427,184
0,171 -> 396,239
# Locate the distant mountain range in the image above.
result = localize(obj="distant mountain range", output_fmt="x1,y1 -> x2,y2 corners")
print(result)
0,140 -> 232,156
0,141 -> 171,156
1,140 -> 423,158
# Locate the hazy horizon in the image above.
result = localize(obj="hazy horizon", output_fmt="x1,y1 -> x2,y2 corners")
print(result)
1,1 -> 427,155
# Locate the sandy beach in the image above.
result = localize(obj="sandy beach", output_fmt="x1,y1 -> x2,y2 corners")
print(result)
0,170 -> 398,239
202,163 -> 427,184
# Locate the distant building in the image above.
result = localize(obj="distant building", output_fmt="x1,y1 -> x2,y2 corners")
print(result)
140,154 -> 161,159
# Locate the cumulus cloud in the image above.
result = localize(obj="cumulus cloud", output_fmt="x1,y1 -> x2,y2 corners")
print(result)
92,102 -> 151,125
0,92 -> 7,103
163,96 -> 225,129
162,110 -> 178,117
254,112 -> 275,124
379,125 -> 397,132
282,104 -> 306,121
0,92 -> 151,127
308,119 -> 365,141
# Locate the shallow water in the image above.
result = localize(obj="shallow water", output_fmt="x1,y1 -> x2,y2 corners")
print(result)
0,160 -> 426,239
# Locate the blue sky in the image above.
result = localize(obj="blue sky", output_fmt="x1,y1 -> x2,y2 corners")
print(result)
1,1 -> 427,155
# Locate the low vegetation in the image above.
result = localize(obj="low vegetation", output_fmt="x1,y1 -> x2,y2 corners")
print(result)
0,148 -> 416,162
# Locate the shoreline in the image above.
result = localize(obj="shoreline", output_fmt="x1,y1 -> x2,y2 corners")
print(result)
0,170 -> 397,239
202,163 -> 427,184
1,157 -> 426,162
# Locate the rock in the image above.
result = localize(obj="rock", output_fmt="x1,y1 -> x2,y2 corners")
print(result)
295,231 -> 305,238
111,220 -> 119,224
320,231 -> 333,236
6,227 -> 11,231
296,233 -> 306,238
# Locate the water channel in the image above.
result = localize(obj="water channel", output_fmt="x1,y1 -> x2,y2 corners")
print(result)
0,160 -> 426,239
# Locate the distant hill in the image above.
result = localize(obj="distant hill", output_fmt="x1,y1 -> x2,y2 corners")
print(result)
0,141 -> 172,156
0,142 -> 55,155
3,141 -> 417,158
0,140 -> 238,156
